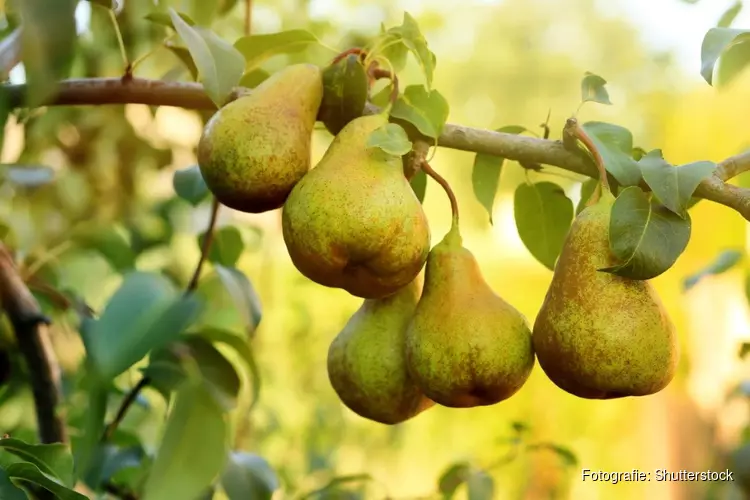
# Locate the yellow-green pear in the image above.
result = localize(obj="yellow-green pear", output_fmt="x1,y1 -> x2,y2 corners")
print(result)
532,189 -> 679,399
282,113 -> 430,299
197,64 -> 323,213
327,274 -> 434,424
405,225 -> 535,408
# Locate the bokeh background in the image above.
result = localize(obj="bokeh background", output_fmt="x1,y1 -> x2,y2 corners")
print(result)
2,0 -> 750,498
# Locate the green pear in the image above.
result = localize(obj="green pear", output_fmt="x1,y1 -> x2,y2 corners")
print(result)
405,225 -> 535,408
532,189 -> 679,399
197,64 -> 323,213
282,113 -> 430,299
327,274 -> 434,424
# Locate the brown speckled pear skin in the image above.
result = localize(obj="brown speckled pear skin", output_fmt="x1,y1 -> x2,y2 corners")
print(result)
327,275 -> 435,425
404,225 -> 535,408
197,64 -> 323,213
532,190 -> 679,400
281,113 -> 430,299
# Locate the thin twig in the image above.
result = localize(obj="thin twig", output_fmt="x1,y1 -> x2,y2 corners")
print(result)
2,78 -> 750,220
186,197 -> 220,293
0,244 -> 66,444
101,376 -> 151,442
102,197 -> 221,441
420,160 -> 459,223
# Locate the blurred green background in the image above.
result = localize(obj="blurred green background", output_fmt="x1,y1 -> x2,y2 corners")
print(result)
2,0 -> 750,498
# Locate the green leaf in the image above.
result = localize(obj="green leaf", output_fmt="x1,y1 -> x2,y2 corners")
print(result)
164,43 -> 200,81
234,30 -> 321,71
0,467 -> 26,500
378,34 -> 408,73
527,443 -> 579,467
169,8 -> 245,107
238,69 -> 270,88
141,380 -> 229,500
366,123 -> 412,156
145,336 -> 241,410
467,471 -> 494,500
198,226 -> 245,267
72,381 -> 109,481
639,150 -> 716,217
214,265 -> 263,336
386,13 -> 436,89
173,165 -> 209,206
632,146 -> 648,161
319,55 -> 369,136
514,182 -> 574,271
718,1 -> 743,28
581,122 -> 641,187
600,187 -> 692,280
370,84 -> 394,108
390,85 -> 450,139
1,164 -> 55,187
410,169 -> 427,204
5,462 -> 87,500
18,0 -> 78,106
471,126 -> 528,224
576,178 -> 599,215
81,271 -> 202,381
740,342 -> 750,359
301,474 -> 373,499
683,249 -> 744,290
472,154 -> 503,225
70,224 -> 135,272
700,28 -> 750,86
145,11 -> 196,28
199,328 -> 261,412
438,462 -> 471,498
220,452 -> 279,500
580,72 -> 612,105
0,438 -> 75,487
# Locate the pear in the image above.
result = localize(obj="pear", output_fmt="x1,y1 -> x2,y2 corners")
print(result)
532,189 -> 679,399
327,274 -> 434,424
282,113 -> 430,299
405,224 -> 535,408
197,64 -> 323,213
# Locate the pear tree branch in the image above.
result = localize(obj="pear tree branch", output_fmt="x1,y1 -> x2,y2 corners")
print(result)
2,78 -> 750,220
0,244 -> 66,444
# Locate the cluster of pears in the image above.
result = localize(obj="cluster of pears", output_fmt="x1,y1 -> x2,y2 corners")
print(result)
196,61 -> 680,426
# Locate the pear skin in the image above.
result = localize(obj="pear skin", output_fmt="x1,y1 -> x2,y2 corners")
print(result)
532,190 -> 679,399
197,64 -> 323,213
327,275 -> 434,424
282,114 -> 431,299
405,225 -> 535,408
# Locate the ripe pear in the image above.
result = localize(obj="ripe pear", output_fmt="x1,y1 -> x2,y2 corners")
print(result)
532,189 -> 679,399
404,225 -> 535,408
327,274 -> 434,424
197,64 -> 323,213
282,113 -> 430,299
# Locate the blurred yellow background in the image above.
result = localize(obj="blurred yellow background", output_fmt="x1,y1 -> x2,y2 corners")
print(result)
5,0 -> 750,498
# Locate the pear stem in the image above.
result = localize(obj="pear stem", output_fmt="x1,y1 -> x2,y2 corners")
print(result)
331,47 -> 367,65
564,117 -> 611,194
421,159 -> 459,227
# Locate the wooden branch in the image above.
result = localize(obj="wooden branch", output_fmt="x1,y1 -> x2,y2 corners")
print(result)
3,78 -> 750,221
0,244 -> 66,444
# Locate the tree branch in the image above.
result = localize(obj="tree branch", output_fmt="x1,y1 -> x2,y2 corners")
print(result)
3,78 -> 750,221
0,244 -> 66,444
